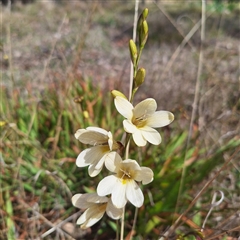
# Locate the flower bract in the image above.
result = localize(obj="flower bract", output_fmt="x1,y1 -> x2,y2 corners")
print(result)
97,152 -> 153,208
114,97 -> 174,146
75,127 -> 120,177
72,193 -> 123,229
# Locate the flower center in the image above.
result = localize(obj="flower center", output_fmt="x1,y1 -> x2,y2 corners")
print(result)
117,166 -> 136,185
97,203 -> 108,212
100,145 -> 111,153
90,203 -> 107,218
132,115 -> 147,128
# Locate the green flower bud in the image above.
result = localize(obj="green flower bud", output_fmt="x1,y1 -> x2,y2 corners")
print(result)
140,20 -> 148,48
134,68 -> 146,88
129,39 -> 138,65
111,90 -> 127,99
142,8 -> 149,19
137,8 -> 149,32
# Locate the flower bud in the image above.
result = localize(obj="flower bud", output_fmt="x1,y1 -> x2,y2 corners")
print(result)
137,8 -> 148,32
139,20 -> 148,48
142,8 -> 149,19
129,39 -> 138,65
134,68 -> 146,88
111,90 -> 127,99
83,110 -> 89,119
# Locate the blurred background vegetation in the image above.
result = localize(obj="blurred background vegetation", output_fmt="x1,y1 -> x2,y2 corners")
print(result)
1,0 -> 239,239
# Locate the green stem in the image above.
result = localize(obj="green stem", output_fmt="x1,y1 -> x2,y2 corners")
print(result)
136,46 -> 143,67
130,46 -> 144,103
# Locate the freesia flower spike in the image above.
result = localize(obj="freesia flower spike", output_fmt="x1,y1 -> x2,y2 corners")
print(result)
72,193 -> 123,229
114,97 -> 174,147
75,127 -> 121,177
97,152 -> 153,208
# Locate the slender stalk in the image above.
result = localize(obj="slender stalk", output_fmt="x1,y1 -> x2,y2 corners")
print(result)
180,0 -> 206,215
188,0 -> 206,141
129,0 -> 139,101
166,0 -> 206,238
120,206 -> 125,240
121,1 -> 139,239
136,46 -> 143,68
130,45 -> 143,103
129,207 -> 139,240
124,133 -> 131,159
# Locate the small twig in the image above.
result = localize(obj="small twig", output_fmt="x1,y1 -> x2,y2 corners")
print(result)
201,191 -> 224,231
129,207 -> 138,240
41,211 -> 82,238
19,199 -> 76,239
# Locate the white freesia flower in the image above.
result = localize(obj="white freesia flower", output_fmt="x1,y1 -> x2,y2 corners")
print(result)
114,97 -> 174,147
75,127 -> 120,177
72,193 -> 123,229
97,152 -> 153,208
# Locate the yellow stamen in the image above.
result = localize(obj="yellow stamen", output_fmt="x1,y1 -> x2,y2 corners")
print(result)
132,115 -> 147,128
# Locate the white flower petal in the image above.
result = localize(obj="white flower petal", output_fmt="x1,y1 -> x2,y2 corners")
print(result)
106,199 -> 123,220
85,193 -> 108,203
107,131 -> 113,150
88,164 -> 102,177
133,98 -> 157,119
74,129 -> 87,140
72,194 -> 95,209
76,210 -> 88,225
76,146 -> 109,167
147,111 -> 174,128
111,180 -> 128,208
86,127 -> 108,135
132,130 -> 147,147
88,151 -> 116,177
94,153 -> 108,170
121,159 -> 141,172
77,130 -> 108,145
77,205 -> 105,229
114,97 -> 133,119
97,175 -> 117,196
76,149 -> 93,167
141,126 -> 161,145
135,167 -> 154,184
105,152 -> 122,173
123,119 -> 137,133
126,180 -> 144,208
